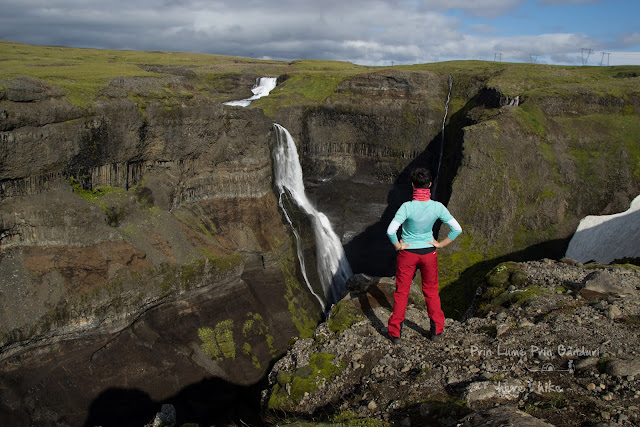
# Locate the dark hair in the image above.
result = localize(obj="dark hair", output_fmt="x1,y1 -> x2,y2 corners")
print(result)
410,168 -> 432,188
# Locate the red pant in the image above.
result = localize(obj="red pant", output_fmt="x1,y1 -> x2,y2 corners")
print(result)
388,250 -> 445,338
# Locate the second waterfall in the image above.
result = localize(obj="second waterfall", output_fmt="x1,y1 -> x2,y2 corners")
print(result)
273,124 -> 352,310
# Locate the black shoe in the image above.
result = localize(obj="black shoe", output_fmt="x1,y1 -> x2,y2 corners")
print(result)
430,332 -> 442,342
391,336 -> 401,345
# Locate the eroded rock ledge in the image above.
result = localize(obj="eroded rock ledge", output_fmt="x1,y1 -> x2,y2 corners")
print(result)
262,259 -> 640,426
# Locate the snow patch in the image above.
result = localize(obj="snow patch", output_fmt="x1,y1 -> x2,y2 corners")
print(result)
566,194 -> 640,263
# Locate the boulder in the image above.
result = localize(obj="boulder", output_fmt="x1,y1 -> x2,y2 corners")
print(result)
462,379 -> 522,405
150,404 -> 176,427
459,405 -> 555,427
580,271 -> 636,296
605,359 -> 640,377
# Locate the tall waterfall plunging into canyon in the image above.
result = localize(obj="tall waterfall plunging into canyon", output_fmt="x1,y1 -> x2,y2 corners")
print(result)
273,124 -> 353,310
432,75 -> 453,198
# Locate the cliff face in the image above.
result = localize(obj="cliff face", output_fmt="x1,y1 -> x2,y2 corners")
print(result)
1,48 -> 640,425
274,70 -> 454,277
0,74 -> 321,425
274,67 -> 640,318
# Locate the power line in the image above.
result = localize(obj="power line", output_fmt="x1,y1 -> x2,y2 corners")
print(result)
494,52 -> 502,62
581,48 -> 593,65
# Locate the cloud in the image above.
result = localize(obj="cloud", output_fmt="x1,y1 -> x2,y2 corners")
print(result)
469,24 -> 498,34
616,32 -> 640,46
0,0 -> 635,66
420,0 -> 521,17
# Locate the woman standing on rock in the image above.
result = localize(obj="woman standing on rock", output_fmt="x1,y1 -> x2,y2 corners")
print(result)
386,168 -> 462,343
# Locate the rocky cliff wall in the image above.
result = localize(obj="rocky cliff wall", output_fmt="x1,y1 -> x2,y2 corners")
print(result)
1,57 -> 640,425
0,73 -> 325,426
275,69 -> 640,318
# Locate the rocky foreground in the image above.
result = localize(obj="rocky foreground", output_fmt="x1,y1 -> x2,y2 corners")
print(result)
260,259 -> 640,426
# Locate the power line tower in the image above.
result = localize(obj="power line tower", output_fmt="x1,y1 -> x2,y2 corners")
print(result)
581,48 -> 593,65
494,52 -> 502,62
599,52 -> 611,66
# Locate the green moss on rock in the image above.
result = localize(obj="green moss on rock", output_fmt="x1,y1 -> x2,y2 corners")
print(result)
327,298 -> 364,335
198,320 -> 235,361
268,352 -> 343,411
491,285 -> 550,308
280,239 -> 319,338
479,262 -> 536,313
69,179 -> 129,226
242,312 -> 277,358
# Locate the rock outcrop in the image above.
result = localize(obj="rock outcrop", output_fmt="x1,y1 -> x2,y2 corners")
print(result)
262,259 -> 640,426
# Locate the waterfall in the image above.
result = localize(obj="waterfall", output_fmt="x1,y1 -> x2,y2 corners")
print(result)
224,77 -> 277,107
432,75 -> 453,198
273,124 -> 353,310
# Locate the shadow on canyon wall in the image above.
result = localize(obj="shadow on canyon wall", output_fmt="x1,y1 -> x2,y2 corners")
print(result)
439,237 -> 571,319
341,93 -> 573,319
79,240 -> 572,427
342,93 -> 472,277
83,375 -> 267,427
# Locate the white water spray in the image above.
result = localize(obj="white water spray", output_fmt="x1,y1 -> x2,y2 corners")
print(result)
432,75 -> 453,198
273,124 -> 353,309
224,77 -> 278,107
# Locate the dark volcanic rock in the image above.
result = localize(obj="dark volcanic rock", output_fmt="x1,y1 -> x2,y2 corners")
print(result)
460,406 -> 555,427
0,74 -> 322,426
263,260 -> 640,426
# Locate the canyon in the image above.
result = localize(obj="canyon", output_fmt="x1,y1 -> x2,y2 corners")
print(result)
1,41 -> 639,425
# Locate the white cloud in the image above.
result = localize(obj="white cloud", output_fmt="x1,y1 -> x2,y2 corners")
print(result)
0,0 -> 636,66
469,24 -> 498,34
420,0 -> 521,17
617,32 -> 640,46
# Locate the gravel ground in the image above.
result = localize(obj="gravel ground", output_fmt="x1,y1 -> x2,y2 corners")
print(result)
262,259 -> 640,426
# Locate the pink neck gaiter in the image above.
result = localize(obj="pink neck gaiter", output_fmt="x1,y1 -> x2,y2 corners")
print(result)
413,188 -> 431,201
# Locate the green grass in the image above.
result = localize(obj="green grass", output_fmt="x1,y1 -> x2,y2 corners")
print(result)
254,71 -> 363,116
402,60 -> 640,102
69,180 -> 129,226
3,41 -> 639,118
70,181 -> 125,202
0,41 -> 166,107
514,103 -> 547,138
437,233 -> 490,318
0,40 -> 368,111
559,114 -> 640,180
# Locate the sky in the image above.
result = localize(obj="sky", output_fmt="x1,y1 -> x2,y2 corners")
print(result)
1,0 -> 639,66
